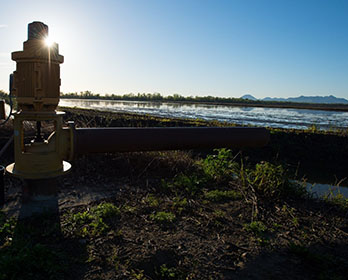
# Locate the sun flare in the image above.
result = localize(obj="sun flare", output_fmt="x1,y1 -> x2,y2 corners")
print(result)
44,37 -> 54,47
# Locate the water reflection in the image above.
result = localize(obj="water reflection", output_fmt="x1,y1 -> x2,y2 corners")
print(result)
59,99 -> 348,130
306,183 -> 348,198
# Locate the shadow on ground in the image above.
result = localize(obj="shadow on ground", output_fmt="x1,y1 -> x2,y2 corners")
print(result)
232,242 -> 348,280
0,186 -> 89,280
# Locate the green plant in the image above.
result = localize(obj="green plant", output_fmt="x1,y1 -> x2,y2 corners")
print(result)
244,221 -> 267,236
244,221 -> 270,246
93,202 -> 120,219
145,194 -> 160,207
130,269 -> 145,280
68,202 -> 120,237
172,197 -> 188,208
123,205 -> 137,213
106,247 -> 120,271
309,124 -> 318,133
150,211 -> 176,224
172,197 -> 188,214
324,191 -> 348,210
250,162 -> 286,197
0,211 -> 16,246
163,173 -> 205,196
281,205 -> 300,227
213,209 -> 226,218
204,189 -> 241,202
157,264 -> 177,279
243,161 -> 306,200
201,149 -> 238,181
71,211 -> 93,225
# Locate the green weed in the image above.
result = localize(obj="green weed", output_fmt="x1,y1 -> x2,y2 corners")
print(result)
244,221 -> 267,236
200,148 -> 238,181
244,221 -> 271,246
172,197 -> 188,208
93,202 -> 120,219
250,162 -> 287,197
145,194 -> 160,207
123,205 -> 137,213
150,211 -> 176,224
68,202 -> 120,237
204,189 -> 241,202
157,264 -> 177,279
242,161 -> 306,200
324,191 -> 348,210
0,211 -> 16,246
163,173 -> 205,196
130,269 -> 145,280
281,205 -> 300,227
213,209 -> 226,218
172,197 -> 188,214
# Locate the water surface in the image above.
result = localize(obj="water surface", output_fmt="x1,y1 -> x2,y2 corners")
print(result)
59,99 -> 348,130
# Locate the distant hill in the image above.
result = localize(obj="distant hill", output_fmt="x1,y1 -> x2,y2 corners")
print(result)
242,94 -> 348,104
240,94 -> 257,101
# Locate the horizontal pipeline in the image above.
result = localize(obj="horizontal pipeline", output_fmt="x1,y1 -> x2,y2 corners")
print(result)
74,127 -> 269,155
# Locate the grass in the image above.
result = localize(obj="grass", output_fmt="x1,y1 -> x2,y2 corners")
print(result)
66,202 -> 120,237
324,191 -> 348,210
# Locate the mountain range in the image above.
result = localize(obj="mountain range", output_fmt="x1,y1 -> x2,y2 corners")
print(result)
240,94 -> 348,104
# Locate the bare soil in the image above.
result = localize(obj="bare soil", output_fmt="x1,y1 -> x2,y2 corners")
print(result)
1,108 -> 348,280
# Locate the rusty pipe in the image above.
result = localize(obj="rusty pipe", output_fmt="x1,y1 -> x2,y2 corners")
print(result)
74,127 -> 269,155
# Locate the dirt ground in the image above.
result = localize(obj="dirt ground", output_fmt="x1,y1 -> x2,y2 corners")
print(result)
1,109 -> 348,279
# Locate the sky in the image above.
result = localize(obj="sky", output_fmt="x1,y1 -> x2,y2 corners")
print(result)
0,0 -> 347,99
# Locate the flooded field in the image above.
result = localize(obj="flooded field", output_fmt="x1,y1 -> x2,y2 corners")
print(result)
59,99 -> 348,130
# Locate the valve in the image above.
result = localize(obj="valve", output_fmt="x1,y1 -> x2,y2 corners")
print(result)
6,21 -> 72,179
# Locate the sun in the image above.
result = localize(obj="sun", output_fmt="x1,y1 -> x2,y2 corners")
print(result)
44,37 -> 54,47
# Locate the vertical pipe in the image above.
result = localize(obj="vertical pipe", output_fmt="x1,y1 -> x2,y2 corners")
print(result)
0,100 -> 5,120
0,165 -> 4,206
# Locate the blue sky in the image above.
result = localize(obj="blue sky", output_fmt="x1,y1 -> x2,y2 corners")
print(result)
0,0 -> 347,99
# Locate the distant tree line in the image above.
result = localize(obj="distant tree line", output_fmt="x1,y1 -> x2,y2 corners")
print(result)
2,89 -> 348,111
61,91 -> 271,105
60,91 -> 348,110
